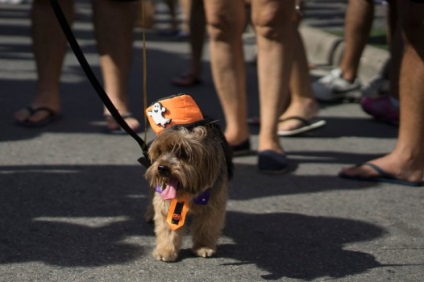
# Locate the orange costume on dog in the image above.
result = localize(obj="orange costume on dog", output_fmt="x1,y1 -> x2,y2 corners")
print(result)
146,94 -> 204,135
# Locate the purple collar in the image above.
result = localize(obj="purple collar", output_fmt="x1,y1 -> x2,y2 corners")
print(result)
155,187 -> 211,205
192,189 -> 211,205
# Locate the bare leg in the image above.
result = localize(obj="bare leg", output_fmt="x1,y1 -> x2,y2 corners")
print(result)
204,0 -> 249,146
14,0 -> 74,124
340,0 -> 424,184
172,0 -> 206,86
278,28 -> 320,131
92,0 -> 139,131
178,0 -> 191,35
339,0 -> 374,82
252,0 -> 296,153
186,0 -> 205,77
165,0 -> 179,31
388,0 -> 401,100
251,2 -> 320,133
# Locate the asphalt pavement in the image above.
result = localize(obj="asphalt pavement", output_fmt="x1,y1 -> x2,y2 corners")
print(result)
0,1 -> 423,282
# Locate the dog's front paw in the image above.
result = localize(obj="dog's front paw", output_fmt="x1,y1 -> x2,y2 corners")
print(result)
152,247 -> 178,262
193,247 -> 216,258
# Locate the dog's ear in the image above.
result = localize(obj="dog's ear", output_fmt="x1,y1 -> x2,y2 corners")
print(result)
222,138 -> 234,180
207,122 -> 234,180
147,139 -> 154,150
138,156 -> 151,168
138,139 -> 155,168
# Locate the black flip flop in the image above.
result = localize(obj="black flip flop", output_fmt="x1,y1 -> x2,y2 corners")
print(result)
339,163 -> 423,187
16,106 -> 61,127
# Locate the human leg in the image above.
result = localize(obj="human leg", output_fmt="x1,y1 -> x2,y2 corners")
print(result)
251,0 -> 295,153
172,0 -> 206,87
339,0 -> 374,82
203,0 -> 249,146
278,27 -> 321,132
164,0 -> 179,33
248,2 -> 323,135
178,0 -> 191,35
92,0 -> 139,132
313,0 -> 373,102
14,0 -> 74,125
187,0 -> 205,78
360,1 -> 401,124
339,0 -> 424,185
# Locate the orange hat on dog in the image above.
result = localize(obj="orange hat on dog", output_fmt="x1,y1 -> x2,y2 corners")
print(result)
145,94 -> 204,135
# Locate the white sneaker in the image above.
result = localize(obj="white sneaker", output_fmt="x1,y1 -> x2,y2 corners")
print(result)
362,75 -> 390,97
313,68 -> 362,102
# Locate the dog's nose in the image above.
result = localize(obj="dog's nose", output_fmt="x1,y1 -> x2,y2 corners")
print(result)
157,165 -> 170,175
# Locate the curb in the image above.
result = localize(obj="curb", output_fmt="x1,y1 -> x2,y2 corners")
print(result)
299,24 -> 390,84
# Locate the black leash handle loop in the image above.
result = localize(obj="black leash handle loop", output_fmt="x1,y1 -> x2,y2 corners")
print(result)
49,0 -> 150,167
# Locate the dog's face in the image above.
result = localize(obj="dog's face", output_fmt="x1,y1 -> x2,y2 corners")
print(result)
145,125 -> 228,196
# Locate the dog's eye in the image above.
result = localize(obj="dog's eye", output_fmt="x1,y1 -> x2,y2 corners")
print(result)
176,148 -> 188,160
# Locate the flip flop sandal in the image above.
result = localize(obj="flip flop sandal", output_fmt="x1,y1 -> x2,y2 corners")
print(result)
15,106 -> 61,127
105,113 -> 140,135
277,116 -> 326,137
339,163 -> 423,187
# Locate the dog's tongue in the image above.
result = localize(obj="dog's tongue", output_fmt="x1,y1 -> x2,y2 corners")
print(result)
160,178 -> 178,200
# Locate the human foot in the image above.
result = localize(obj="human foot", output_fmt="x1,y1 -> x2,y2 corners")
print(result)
14,106 -> 62,127
278,98 -> 320,132
339,156 -> 424,186
257,150 -> 288,174
105,113 -> 140,134
230,139 -> 251,157
277,117 -> 326,137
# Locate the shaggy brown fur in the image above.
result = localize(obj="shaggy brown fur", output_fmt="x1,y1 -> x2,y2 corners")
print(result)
145,120 -> 233,262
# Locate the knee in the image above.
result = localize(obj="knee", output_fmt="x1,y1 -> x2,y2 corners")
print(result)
252,8 -> 295,41
206,14 -> 240,41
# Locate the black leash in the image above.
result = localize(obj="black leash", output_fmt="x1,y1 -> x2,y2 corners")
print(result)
49,0 -> 151,168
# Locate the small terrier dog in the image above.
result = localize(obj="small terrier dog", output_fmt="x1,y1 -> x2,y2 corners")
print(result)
144,95 -> 233,262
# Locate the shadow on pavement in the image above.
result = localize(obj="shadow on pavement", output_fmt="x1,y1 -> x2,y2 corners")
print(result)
0,165 -> 151,266
230,163 -> 377,200
221,211 -> 384,281
0,163 -> 382,271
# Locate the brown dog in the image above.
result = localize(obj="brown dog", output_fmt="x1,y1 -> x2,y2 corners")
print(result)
145,120 -> 233,262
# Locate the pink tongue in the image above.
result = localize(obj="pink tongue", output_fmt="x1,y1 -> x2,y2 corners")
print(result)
160,179 -> 177,200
